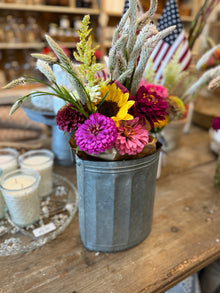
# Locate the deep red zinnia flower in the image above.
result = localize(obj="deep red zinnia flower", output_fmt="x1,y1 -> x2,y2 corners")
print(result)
56,103 -> 86,133
133,86 -> 168,128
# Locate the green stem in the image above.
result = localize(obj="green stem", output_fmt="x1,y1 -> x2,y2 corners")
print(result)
57,63 -> 94,113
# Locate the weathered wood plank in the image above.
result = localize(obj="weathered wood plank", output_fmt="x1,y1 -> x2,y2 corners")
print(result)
159,126 -> 216,178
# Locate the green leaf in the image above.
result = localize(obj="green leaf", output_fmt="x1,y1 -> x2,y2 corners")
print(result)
97,91 -> 109,109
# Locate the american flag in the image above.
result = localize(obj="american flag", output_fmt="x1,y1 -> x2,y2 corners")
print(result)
122,0 -> 129,15
150,0 -> 192,82
122,0 -> 143,17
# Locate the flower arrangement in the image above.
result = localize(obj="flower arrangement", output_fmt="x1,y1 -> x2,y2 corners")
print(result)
142,47 -> 189,134
4,0 -> 177,161
143,43 -> 220,134
140,0 -> 220,134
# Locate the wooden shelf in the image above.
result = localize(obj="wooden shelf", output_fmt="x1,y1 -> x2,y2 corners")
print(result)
0,42 -> 46,49
0,41 -> 77,49
103,40 -> 112,48
0,3 -> 100,14
104,11 -> 193,22
0,84 -> 44,105
58,41 -> 77,48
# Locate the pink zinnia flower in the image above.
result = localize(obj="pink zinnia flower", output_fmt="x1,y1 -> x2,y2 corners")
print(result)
139,81 -> 168,99
115,118 -> 149,155
75,113 -> 117,155
139,79 -> 148,87
144,84 -> 168,99
212,117 -> 220,130
56,103 -> 86,133
132,86 -> 168,128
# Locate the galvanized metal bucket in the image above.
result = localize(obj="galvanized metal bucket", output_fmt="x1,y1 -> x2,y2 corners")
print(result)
75,146 -> 161,252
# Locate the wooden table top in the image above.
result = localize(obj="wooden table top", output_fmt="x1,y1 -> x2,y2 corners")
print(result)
1,126 -> 220,293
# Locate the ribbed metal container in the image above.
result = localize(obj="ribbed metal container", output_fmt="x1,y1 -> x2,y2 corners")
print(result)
75,148 -> 160,252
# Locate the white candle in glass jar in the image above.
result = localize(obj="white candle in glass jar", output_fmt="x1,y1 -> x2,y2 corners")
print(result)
0,155 -> 17,173
0,169 -> 40,227
0,148 -> 18,219
19,149 -> 54,198
3,174 -> 35,190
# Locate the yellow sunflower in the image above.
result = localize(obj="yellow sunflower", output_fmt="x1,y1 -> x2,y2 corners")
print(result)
95,83 -> 134,127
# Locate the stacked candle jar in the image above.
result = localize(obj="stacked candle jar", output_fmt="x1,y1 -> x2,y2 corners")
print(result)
0,148 -> 19,219
18,149 -> 55,198
0,148 -> 54,227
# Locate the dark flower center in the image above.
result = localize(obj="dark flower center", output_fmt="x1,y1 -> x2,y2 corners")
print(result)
142,93 -> 157,104
121,125 -> 135,138
89,124 -> 100,136
98,101 -> 119,117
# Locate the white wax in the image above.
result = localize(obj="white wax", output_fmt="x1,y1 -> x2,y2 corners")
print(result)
21,155 -> 52,170
0,155 -> 17,173
20,155 -> 53,198
1,174 -> 40,227
3,175 -> 35,193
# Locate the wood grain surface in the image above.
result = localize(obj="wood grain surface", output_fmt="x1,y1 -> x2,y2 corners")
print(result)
1,127 -> 220,293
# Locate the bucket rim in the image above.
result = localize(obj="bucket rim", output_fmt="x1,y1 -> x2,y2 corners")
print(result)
75,141 -> 162,166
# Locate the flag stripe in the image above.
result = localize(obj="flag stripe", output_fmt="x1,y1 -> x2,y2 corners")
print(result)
155,45 -> 170,73
179,39 -> 189,61
179,47 -> 189,63
153,42 -> 169,69
183,56 -> 192,71
161,31 -> 186,63
181,50 -> 192,70
154,31 -> 186,81
151,40 -> 164,61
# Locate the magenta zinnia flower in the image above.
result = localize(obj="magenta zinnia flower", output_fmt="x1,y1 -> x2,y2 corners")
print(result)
212,117 -> 220,130
56,103 -> 86,133
115,118 -> 149,155
74,113 -> 117,154
133,86 -> 168,128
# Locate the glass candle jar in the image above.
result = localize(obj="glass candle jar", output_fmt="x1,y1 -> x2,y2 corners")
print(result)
0,148 -> 18,219
0,148 -> 18,173
0,169 -> 40,227
19,149 -> 54,198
